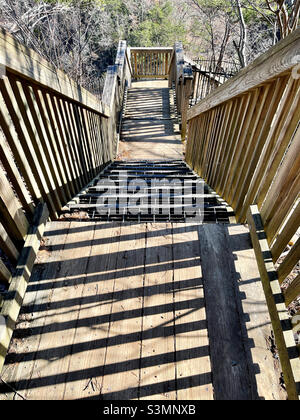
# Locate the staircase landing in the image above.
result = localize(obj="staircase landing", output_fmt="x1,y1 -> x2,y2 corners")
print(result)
118,80 -> 183,161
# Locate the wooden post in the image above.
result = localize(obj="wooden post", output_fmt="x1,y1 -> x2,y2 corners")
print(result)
247,205 -> 300,400
181,65 -> 194,141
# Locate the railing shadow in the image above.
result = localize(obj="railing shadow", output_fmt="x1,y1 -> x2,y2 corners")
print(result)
0,222 -> 272,400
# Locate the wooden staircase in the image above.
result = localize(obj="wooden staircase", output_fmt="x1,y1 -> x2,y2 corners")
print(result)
67,160 -> 230,223
0,31 -> 299,400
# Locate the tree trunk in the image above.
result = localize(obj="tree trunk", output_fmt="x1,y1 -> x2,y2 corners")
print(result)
234,0 -> 248,68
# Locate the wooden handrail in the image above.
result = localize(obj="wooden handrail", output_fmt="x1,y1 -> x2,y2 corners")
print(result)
186,29 -> 300,225
0,203 -> 49,375
102,40 -> 131,157
247,206 -> 300,400
168,42 -> 194,141
187,27 -> 300,121
0,34 -> 131,299
0,28 -> 110,117
186,29 -> 300,400
129,47 -> 172,79
130,47 -> 173,52
0,36 -> 132,374
125,48 -> 134,78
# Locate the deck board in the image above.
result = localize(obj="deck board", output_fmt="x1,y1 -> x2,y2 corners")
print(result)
0,221 -> 284,400
101,223 -> 145,400
173,223 -> 213,400
63,222 -> 122,400
25,222 -> 96,400
140,223 -> 176,400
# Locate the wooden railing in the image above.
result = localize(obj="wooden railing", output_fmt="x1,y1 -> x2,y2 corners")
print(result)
129,47 -> 172,79
168,42 -> 193,140
185,57 -> 239,106
127,44 -> 194,141
0,31 -> 131,371
102,40 -> 133,156
186,28 -> 300,400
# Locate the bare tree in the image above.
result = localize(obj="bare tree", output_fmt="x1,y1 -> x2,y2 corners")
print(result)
216,18 -> 232,69
188,0 -> 237,67
232,0 -> 248,67
0,0 -> 116,95
265,0 -> 300,38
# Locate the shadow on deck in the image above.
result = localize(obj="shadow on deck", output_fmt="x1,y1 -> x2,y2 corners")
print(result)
0,222 -> 284,400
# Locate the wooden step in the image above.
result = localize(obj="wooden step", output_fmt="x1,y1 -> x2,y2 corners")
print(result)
78,193 -> 216,200
69,203 -> 225,211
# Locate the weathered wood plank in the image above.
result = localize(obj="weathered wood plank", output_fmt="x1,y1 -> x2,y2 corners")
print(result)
0,75 -> 57,217
292,310 -> 300,332
197,223 -> 255,400
0,124 -> 34,216
0,222 -> 19,264
52,94 -> 82,192
278,238 -> 300,284
256,78 -> 300,208
238,75 -> 290,220
214,99 -> 239,192
140,223 -> 176,400
0,221 -> 70,400
227,224 -> 284,400
232,85 -> 273,219
0,163 -> 29,244
10,75 -> 62,215
21,82 -> 67,206
271,201 -> 300,263
130,48 -> 173,53
284,274 -> 300,307
262,125 -> 300,243
247,205 -> 300,400
24,221 -> 95,400
101,223 -> 145,400
0,259 -> 11,285
102,65 -> 118,110
32,85 -> 73,203
0,79 -> 42,202
172,223 -> 213,400
63,223 -> 122,400
180,68 -> 193,141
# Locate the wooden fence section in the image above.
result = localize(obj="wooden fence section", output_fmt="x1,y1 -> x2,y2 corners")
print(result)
186,28 -> 300,400
184,57 -> 239,106
0,32 -> 130,372
168,42 -> 194,140
130,47 -> 172,79
0,30 -> 129,230
186,28 -> 300,224
0,204 -> 49,373
102,40 -> 132,158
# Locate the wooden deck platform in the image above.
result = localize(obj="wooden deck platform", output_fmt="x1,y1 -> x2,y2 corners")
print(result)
0,221 -> 284,400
